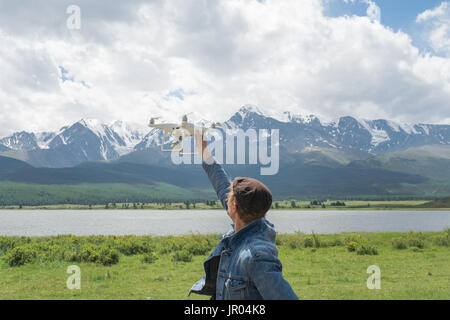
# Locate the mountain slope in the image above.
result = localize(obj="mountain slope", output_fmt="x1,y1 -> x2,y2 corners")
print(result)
0,161 -> 209,187
0,153 -> 429,200
420,197 -> 450,208
350,145 -> 450,181
0,156 -> 32,174
0,144 -> 9,152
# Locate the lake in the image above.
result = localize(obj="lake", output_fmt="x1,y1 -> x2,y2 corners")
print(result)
0,210 -> 449,236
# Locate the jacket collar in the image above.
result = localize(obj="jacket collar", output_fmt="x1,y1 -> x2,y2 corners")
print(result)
223,218 -> 267,249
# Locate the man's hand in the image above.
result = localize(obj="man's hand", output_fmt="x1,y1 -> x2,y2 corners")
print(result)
194,129 -> 211,161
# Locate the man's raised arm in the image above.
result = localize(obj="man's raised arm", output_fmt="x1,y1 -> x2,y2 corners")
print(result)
195,131 -> 231,211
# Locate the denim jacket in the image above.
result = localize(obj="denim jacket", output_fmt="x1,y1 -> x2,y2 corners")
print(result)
189,159 -> 298,300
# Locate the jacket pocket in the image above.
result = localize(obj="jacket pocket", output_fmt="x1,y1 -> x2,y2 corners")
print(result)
225,278 -> 248,300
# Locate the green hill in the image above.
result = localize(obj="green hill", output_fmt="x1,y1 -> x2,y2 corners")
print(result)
0,181 -> 215,206
420,197 -> 450,208
354,145 -> 450,181
2,145 -> 450,205
0,156 -> 32,174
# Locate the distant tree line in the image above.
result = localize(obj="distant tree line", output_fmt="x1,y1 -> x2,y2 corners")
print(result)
0,182 -> 443,207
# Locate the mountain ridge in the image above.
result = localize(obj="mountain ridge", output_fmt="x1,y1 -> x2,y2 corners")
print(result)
1,106 -> 449,168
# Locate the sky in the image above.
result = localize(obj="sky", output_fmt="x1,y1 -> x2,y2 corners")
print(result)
0,0 -> 449,136
324,0 -> 448,51
326,0 -> 444,30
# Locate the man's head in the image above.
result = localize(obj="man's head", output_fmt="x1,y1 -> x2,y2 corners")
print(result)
227,177 -> 273,225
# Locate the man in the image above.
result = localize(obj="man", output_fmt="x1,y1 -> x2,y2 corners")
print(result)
189,133 -> 298,300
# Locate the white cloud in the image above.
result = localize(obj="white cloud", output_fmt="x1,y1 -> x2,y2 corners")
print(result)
416,2 -> 450,56
343,0 -> 381,23
417,2 -> 448,22
0,0 -> 449,137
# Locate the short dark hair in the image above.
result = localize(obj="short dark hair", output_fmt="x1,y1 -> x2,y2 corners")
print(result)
228,177 -> 272,223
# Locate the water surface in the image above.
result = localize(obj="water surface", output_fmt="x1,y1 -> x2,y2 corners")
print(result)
0,210 -> 449,236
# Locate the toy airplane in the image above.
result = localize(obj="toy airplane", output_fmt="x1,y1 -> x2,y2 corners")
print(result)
149,114 -> 223,153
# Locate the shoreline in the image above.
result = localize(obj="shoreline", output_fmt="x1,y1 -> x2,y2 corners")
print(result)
1,206 -> 449,211
0,200 -> 448,211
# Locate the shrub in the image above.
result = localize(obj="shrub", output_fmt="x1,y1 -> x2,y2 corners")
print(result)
443,228 -> 450,239
0,237 -> 17,254
159,238 -> 184,254
172,250 -> 193,262
346,241 -> 358,252
141,252 -> 158,264
80,245 -> 101,263
392,238 -> 408,250
63,250 -> 82,262
407,236 -> 425,249
345,234 -> 362,244
114,236 -> 152,256
328,238 -> 344,247
303,237 -> 314,248
356,244 -> 378,255
98,248 -> 119,266
311,233 -> 323,248
285,237 -> 302,249
4,246 -> 37,267
433,236 -> 449,247
79,245 -> 119,265
185,240 -> 211,256
36,245 -> 60,263
392,233 -> 425,250
433,229 -> 449,247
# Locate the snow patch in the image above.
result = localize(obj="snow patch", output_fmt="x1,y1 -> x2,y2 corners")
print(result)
357,119 -> 391,146
269,110 -> 319,124
418,124 -> 430,135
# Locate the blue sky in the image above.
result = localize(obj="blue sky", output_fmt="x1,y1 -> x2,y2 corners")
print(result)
324,0 -> 445,51
325,0 -> 443,30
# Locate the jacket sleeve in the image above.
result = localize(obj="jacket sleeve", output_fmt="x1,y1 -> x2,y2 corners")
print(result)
248,247 -> 299,300
202,157 -> 232,211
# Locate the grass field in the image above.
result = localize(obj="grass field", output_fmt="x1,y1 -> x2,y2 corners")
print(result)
0,231 -> 448,300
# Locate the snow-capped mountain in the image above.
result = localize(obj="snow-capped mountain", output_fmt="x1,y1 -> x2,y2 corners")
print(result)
0,119 -> 149,167
34,132 -> 57,150
48,119 -> 148,161
225,106 -> 450,154
0,106 -> 449,168
0,131 -> 40,151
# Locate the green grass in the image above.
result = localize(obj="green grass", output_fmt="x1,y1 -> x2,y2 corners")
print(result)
0,231 -> 448,300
